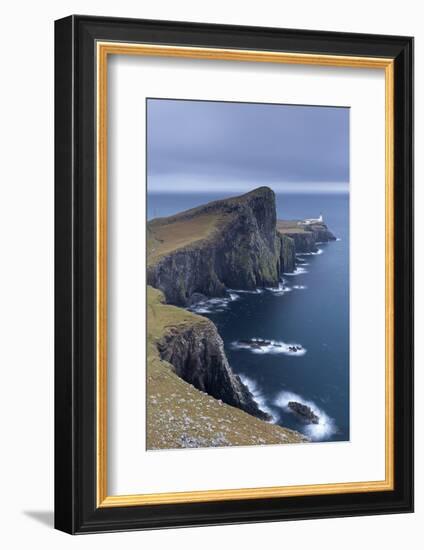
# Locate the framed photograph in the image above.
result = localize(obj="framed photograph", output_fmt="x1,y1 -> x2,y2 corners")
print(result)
54,15 -> 413,534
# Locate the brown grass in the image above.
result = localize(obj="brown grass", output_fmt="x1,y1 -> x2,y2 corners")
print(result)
276,220 -> 309,234
147,212 -> 227,265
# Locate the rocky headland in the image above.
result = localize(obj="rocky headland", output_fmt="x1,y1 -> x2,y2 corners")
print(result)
147,187 -> 296,306
277,219 -> 336,254
146,187 -> 336,449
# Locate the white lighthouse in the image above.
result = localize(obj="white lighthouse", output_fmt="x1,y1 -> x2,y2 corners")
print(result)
299,213 -> 324,226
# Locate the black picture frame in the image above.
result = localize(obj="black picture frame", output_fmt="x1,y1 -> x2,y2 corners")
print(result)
55,14 -> 414,534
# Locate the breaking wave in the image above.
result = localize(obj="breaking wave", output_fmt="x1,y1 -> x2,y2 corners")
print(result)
239,374 -> 276,422
231,338 -> 306,356
284,266 -> 308,276
228,288 -> 264,295
188,297 -> 230,314
274,390 -> 337,441
265,281 -> 292,295
292,285 -> 307,290
188,290 -> 240,314
296,248 -> 323,257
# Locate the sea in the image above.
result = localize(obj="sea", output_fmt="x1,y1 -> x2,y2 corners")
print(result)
147,192 -> 349,443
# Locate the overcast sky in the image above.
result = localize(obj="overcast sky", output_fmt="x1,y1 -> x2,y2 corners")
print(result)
147,99 -> 349,194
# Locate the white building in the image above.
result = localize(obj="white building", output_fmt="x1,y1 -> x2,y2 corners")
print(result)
298,213 -> 323,226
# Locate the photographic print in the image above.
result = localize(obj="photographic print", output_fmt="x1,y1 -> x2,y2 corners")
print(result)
146,98 -> 349,450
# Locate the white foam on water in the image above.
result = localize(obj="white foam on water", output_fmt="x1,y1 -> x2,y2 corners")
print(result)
188,296 -> 230,314
229,288 -> 264,294
296,248 -> 323,257
190,306 -> 212,314
265,282 -> 292,295
292,285 -> 307,290
231,338 -> 306,356
284,266 -> 308,276
336,238 -> 342,242
274,390 -> 337,441
239,374 -> 276,422
187,287 -> 252,314
208,298 -> 229,306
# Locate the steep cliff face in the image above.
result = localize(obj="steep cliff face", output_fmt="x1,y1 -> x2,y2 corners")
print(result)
277,221 -> 336,254
278,234 -> 296,272
158,319 -> 270,421
148,187 -> 291,306
308,224 -> 337,244
284,231 -> 318,253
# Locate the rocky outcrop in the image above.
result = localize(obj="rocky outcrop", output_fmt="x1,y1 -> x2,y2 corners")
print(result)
147,187 -> 292,306
158,319 -> 271,421
288,401 -> 319,424
277,222 -> 336,254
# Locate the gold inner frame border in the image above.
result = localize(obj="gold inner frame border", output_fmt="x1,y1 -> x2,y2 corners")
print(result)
96,42 -> 394,508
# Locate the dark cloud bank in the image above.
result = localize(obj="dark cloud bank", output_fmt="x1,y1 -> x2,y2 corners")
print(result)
147,98 -> 349,194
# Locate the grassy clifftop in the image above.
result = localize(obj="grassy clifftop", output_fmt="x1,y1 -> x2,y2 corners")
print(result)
147,212 -> 227,266
147,187 -> 276,268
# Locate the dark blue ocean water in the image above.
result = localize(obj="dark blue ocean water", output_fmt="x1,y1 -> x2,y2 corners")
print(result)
148,192 -> 349,442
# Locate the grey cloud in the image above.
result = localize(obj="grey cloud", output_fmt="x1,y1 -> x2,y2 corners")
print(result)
147,99 -> 349,192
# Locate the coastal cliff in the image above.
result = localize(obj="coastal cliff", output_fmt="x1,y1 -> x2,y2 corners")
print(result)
147,286 -> 306,448
146,187 -> 336,448
147,187 -> 290,306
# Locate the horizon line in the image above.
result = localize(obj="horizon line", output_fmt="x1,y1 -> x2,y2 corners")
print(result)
147,188 -> 350,195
